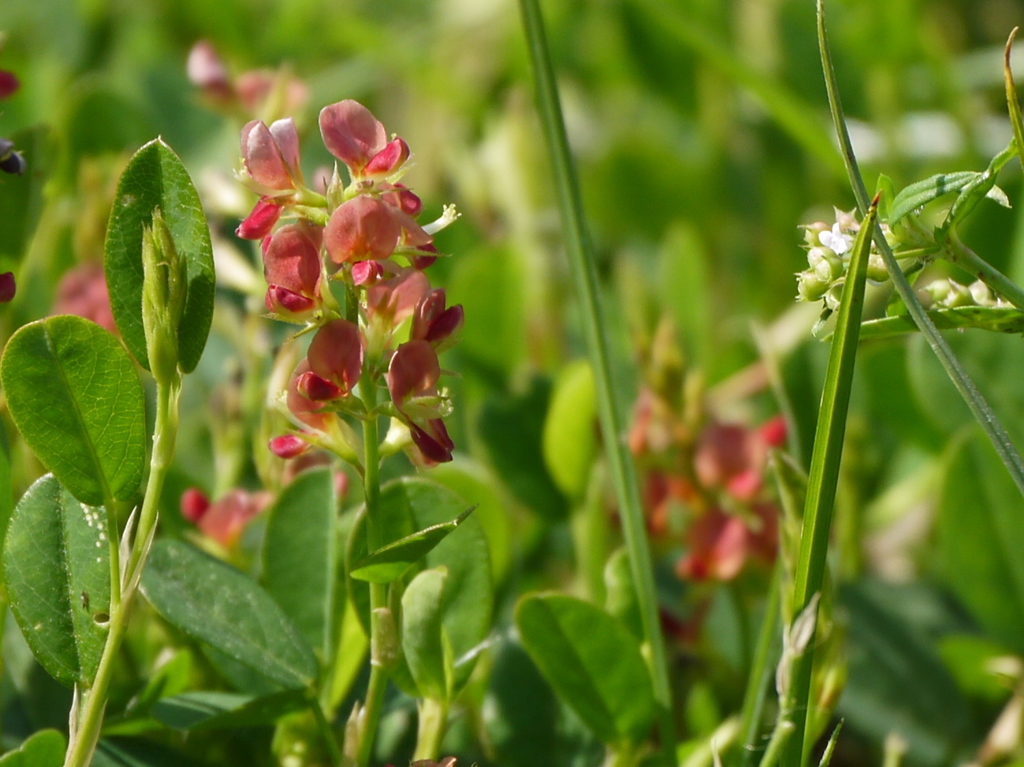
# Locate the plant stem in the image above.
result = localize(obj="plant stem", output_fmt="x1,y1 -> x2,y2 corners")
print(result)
356,379 -> 388,767
517,0 -> 677,761
412,697 -> 448,761
64,372 -> 181,767
738,564 -> 781,767
944,235 -> 1024,310
311,695 -> 343,767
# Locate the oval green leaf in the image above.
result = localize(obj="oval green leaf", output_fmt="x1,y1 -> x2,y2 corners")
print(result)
104,138 -> 215,373
515,593 -> 655,746
542,360 -> 598,500
2,474 -> 111,687
350,506 -> 475,584
1,315 -> 146,506
0,729 -> 66,767
402,567 -> 451,701
262,467 -> 337,657
141,539 -> 318,689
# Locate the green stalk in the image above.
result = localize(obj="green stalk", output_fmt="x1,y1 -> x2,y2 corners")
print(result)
64,372 -> 181,767
412,697 -> 448,761
739,564 -> 782,767
311,696 -> 343,767
943,235 -> 1024,310
816,0 -> 1024,499
356,378 -> 388,767
781,198 -> 879,767
517,0 -> 676,761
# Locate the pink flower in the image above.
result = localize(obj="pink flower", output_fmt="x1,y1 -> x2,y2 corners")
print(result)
676,504 -> 777,582
307,319 -> 364,396
694,422 -> 768,502
366,269 -> 431,328
262,222 -> 323,319
190,488 -> 272,548
180,487 -> 210,523
270,434 -> 311,459
186,41 -> 232,103
323,196 -> 403,264
287,360 -> 333,430
319,100 -> 388,176
387,340 -> 454,464
240,117 -> 303,193
52,263 -> 116,334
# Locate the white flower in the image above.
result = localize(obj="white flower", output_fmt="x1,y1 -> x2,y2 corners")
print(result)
818,222 -> 852,256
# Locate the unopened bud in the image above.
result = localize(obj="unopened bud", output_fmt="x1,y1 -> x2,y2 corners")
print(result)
969,280 -> 996,306
824,283 -> 844,312
796,271 -> 828,302
866,253 -> 888,283
803,221 -> 829,247
142,208 -> 188,380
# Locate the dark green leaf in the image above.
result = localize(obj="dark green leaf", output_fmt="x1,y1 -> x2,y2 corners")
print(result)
2,475 -> 110,687
0,419 -> 14,553
887,171 -> 977,226
478,376 -> 568,520
151,689 -> 308,732
262,467 -> 337,657
542,360 -> 598,500
859,306 -> 1024,339
936,430 -> 1024,653
0,729 -> 65,767
141,540 -> 318,689
104,138 -> 215,373
515,593 -> 655,745
350,506 -> 475,584
837,582 -> 971,767
401,567 -> 450,701
1,315 -> 146,506
94,738 -> 204,767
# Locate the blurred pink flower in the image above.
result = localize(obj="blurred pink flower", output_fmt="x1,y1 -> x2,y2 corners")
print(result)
53,263 -> 116,334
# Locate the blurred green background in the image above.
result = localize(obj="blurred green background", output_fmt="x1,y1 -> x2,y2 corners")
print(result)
4,0 -> 1024,765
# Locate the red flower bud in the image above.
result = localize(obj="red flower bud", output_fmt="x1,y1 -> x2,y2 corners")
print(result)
237,197 -> 282,240
0,272 -> 15,303
412,289 -> 464,351
0,70 -> 20,100
364,137 -> 410,178
240,117 -> 302,191
180,487 -> 211,523
270,434 -> 311,459
352,260 -> 385,286
186,41 -> 232,102
296,370 -> 344,401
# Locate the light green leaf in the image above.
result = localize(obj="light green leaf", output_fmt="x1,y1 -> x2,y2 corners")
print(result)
141,540 -> 318,689
401,567 -> 451,701
1,315 -> 146,506
542,360 -> 598,500
104,138 -> 215,373
350,506 -> 475,584
0,729 -> 65,767
262,467 -> 337,658
887,171 -> 977,226
2,474 -> 110,687
1006,28 -> 1024,176
516,593 -> 655,745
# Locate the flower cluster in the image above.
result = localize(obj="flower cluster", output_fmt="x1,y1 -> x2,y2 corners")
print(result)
796,208 -> 894,311
922,276 -> 1010,310
627,323 -> 784,586
238,100 -> 463,465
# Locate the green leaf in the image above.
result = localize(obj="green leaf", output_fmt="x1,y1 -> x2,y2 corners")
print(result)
262,467 -> 337,658
0,729 -> 65,767
350,506 -> 475,584
104,138 -> 215,373
94,738 -> 204,767
346,477 -> 492,691
858,306 -> 1024,339
2,474 -> 111,687
141,539 -> 318,689
0,126 -> 52,264
515,593 -> 655,746
151,689 -> 308,732
542,360 -> 598,500
887,171 -> 978,226
1,315 -> 146,506
936,429 -> 1024,653
0,418 -> 15,555
402,567 -> 451,701
478,375 -> 568,519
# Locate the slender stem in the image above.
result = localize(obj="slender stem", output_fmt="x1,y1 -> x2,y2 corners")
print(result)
738,564 -> 781,767
517,0 -> 676,761
64,373 -> 181,767
944,235 -> 1024,310
356,378 -> 388,767
311,696 -> 343,767
412,697 -> 448,761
